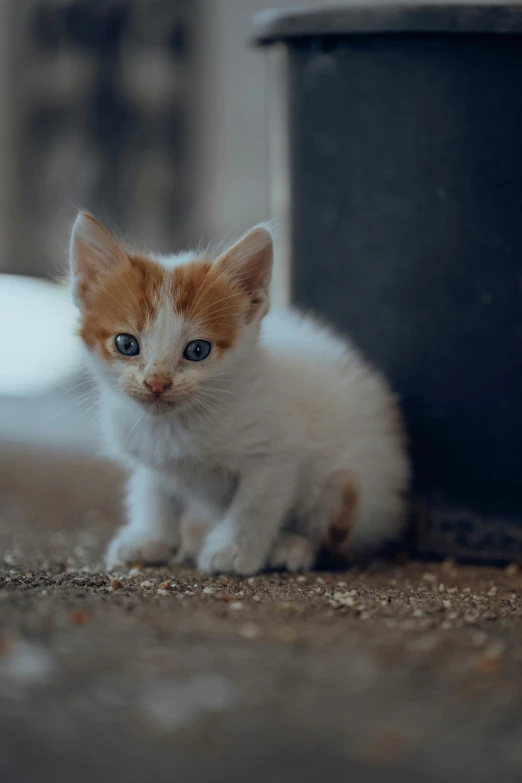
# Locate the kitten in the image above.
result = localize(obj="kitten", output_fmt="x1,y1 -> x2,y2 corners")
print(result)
69,211 -> 410,575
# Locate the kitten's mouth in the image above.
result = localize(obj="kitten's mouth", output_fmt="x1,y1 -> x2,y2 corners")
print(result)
137,396 -> 180,415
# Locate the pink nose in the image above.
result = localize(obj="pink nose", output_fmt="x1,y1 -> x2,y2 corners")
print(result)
144,378 -> 172,395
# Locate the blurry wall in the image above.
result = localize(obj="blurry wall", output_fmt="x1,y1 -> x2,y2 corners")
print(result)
1,0 -> 200,277
0,0 -> 331,278
198,0 -> 331,243
0,1 -> 17,272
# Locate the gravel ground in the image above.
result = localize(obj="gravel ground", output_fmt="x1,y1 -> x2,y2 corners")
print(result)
3,451 -> 522,782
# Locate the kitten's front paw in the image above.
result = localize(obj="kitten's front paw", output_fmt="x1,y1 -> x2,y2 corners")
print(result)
105,528 -> 176,568
198,531 -> 265,576
270,534 -> 315,572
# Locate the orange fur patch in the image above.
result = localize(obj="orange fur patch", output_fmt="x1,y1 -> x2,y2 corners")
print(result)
170,260 -> 245,351
321,472 -> 359,559
78,253 -> 247,357
79,256 -> 163,356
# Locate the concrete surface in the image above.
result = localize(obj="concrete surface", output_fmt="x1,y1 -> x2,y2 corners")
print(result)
2,445 -> 522,782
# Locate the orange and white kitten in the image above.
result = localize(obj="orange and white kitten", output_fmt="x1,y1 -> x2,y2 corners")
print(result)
70,212 -> 410,575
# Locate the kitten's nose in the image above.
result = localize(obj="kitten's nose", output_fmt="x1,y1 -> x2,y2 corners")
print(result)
144,377 -> 172,395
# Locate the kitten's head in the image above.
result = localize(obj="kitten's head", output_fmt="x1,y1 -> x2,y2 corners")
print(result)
69,212 -> 273,415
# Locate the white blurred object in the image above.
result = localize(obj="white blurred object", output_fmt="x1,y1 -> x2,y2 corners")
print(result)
0,274 -> 81,396
140,674 -> 236,730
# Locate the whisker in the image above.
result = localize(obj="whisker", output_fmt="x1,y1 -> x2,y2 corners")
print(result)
199,391 -> 234,408
68,399 -> 101,428
207,386 -> 245,397
187,400 -> 207,429
50,391 -> 100,420
192,396 -> 229,429
125,410 -> 144,441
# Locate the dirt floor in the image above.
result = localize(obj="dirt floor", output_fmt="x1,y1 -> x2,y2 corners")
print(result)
3,451 -> 522,782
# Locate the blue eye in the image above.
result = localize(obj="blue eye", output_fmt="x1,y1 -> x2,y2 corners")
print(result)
115,334 -> 140,356
183,339 -> 211,362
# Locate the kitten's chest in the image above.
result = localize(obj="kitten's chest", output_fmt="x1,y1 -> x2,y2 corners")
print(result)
112,412 -> 205,468
109,410 -> 238,510
117,416 -> 187,467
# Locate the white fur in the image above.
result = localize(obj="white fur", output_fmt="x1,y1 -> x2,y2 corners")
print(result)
71,220 -> 410,575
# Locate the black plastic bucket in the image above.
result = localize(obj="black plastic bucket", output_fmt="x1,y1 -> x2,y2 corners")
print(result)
255,3 -> 522,561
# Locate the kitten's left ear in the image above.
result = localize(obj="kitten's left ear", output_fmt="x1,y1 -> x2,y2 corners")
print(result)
215,225 -> 273,321
69,211 -> 129,307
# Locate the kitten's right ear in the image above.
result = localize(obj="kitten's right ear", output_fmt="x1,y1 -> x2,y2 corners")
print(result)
69,212 -> 128,306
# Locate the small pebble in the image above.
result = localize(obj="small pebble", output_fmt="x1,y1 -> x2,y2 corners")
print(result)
485,640 -> 505,657
474,641 -> 505,674
70,609 -> 89,626
279,602 -> 298,613
471,631 -> 488,647
111,579 -> 124,591
140,581 -> 154,589
158,580 -> 172,590
229,601 -> 244,611
332,593 -> 355,607
277,626 -> 297,642
410,635 -> 436,652
239,623 -> 260,640
441,558 -> 456,572
157,589 -> 170,597
203,586 -> 214,594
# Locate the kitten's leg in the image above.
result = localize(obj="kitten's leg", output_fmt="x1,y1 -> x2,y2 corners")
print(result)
198,463 -> 297,576
174,513 -> 210,565
105,467 -> 182,568
270,471 -> 358,572
269,533 -> 316,572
